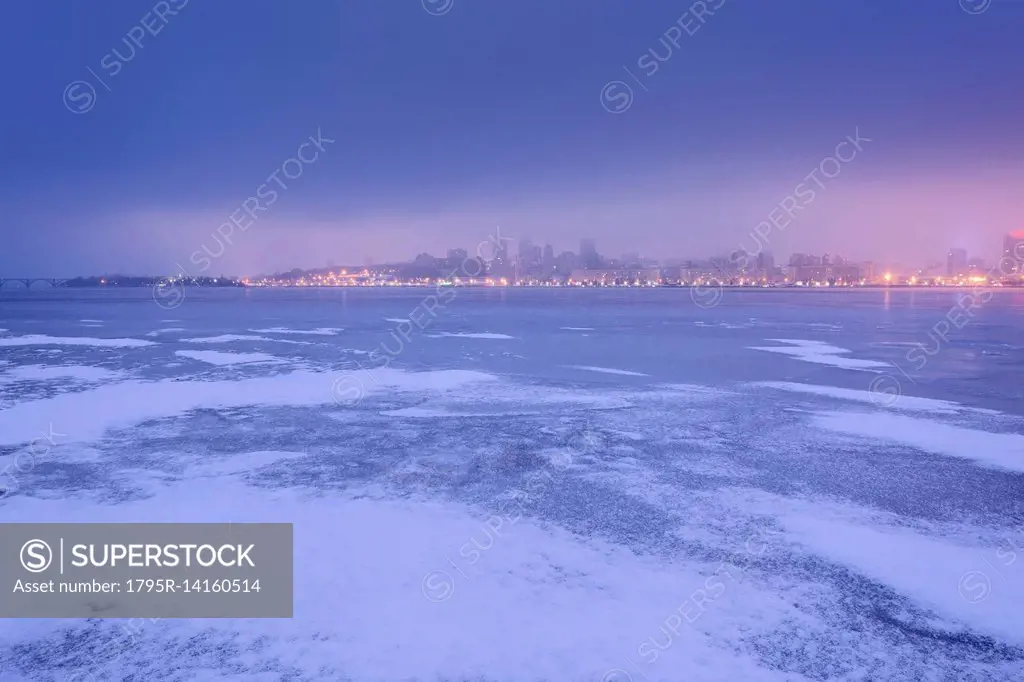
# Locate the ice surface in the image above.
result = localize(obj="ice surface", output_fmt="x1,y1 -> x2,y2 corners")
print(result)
0,367 -> 499,447
174,350 -> 283,366
381,406 -> 543,418
3,291 -> 1023,681
783,510 -> 1024,647
812,410 -> 1024,473
0,479 -> 802,682
658,383 -> 732,395
748,338 -> 889,370
561,326 -> 595,330
188,450 -> 307,476
0,335 -> 154,348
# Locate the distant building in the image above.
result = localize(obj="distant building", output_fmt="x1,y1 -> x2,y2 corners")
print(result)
791,262 -> 861,284
488,241 -> 511,277
513,237 -> 543,278
1003,231 -> 1024,274
580,238 -> 601,269
542,244 -> 555,274
789,253 -> 822,267
555,251 -> 578,275
404,252 -> 440,279
413,253 -> 436,267
946,248 -> 968,277
518,237 -> 533,261
569,267 -> 660,285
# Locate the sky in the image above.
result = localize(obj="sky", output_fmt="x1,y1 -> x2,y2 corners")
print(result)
1,0 -> 1023,277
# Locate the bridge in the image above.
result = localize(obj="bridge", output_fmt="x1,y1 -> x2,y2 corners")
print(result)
0,279 -> 68,289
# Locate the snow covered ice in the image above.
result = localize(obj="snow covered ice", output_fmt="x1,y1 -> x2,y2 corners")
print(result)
1,288 -> 1023,681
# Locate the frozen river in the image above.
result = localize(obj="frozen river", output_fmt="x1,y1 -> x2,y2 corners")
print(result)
1,287 -> 1023,681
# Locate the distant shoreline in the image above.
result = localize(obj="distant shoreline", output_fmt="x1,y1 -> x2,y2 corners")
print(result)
3,283 -> 1023,291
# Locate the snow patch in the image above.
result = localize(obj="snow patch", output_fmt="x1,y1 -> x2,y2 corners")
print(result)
783,511 -> 1024,647
145,327 -> 186,336
0,365 -> 125,383
749,339 -> 888,371
812,411 -> 1024,473
429,332 -> 515,340
0,479 -> 802,682
0,368 -> 500,447
568,365 -> 649,377
174,350 -> 283,367
753,381 -> 992,415
181,334 -> 308,345
250,327 -> 342,336
0,335 -> 154,348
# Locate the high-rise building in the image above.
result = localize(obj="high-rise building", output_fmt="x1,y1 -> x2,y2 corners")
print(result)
1003,231 -> 1024,274
580,238 -> 600,269
542,244 -> 555,274
488,241 -> 510,277
555,251 -> 578,275
518,237 -> 534,260
946,248 -> 968,277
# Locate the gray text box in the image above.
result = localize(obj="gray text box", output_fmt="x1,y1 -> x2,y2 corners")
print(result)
1,523 -> 292,618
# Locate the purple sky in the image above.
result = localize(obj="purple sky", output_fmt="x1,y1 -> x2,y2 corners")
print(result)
2,0 -> 1022,276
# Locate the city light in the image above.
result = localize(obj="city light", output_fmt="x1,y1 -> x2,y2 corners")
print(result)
147,235 -> 1024,291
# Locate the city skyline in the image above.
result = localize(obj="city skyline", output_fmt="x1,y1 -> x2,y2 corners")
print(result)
6,230 -> 1021,282
238,230 -> 1024,280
